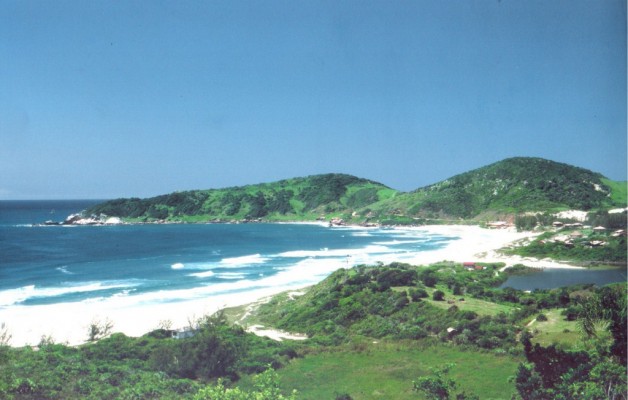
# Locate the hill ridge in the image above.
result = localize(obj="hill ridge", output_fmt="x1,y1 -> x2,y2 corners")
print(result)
85,158 -> 626,222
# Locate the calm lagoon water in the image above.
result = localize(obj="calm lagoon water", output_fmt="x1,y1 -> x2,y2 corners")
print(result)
501,267 -> 626,291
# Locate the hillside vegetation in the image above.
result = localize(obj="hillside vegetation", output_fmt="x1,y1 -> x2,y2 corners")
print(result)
2,262 -> 625,399
86,174 -> 396,222
85,158 -> 626,222
366,157 -> 624,220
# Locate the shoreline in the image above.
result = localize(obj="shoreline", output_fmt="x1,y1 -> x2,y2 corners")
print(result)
0,225 -> 585,348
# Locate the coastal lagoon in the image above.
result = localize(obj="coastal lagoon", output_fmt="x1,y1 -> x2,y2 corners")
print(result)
501,267 -> 626,291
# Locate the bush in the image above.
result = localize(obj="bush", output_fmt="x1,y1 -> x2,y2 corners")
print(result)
433,290 -> 445,301
536,314 -> 548,322
194,368 -> 297,400
421,272 -> 438,287
409,288 -> 429,301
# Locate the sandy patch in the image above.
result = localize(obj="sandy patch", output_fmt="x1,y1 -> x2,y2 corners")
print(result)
246,325 -> 307,341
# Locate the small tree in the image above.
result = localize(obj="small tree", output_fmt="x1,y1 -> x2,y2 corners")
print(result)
433,290 -> 445,301
0,322 -> 11,346
86,318 -> 114,342
194,367 -> 298,400
413,364 -> 478,400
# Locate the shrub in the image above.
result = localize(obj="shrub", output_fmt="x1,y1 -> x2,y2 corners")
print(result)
433,290 -> 445,301
409,288 -> 429,301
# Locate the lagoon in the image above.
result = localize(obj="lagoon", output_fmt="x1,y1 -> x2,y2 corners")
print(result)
501,267 -> 626,291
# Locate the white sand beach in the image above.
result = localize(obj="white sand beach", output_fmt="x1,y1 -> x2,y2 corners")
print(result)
1,225 -> 581,347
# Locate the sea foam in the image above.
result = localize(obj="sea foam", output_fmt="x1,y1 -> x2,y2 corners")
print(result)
220,254 -> 268,266
0,281 -> 140,307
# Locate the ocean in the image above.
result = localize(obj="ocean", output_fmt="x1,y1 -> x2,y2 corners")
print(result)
0,200 -> 455,310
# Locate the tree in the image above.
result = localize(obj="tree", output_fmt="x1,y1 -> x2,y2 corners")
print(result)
579,285 -> 627,364
86,318 -> 114,342
193,367 -> 298,400
413,364 -> 478,400
177,312 -> 246,380
515,285 -> 628,400
422,272 -> 438,287
433,290 -> 445,301
513,363 -> 550,399
0,322 -> 11,346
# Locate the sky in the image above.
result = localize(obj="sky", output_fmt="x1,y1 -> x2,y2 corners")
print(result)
1,0 -> 626,199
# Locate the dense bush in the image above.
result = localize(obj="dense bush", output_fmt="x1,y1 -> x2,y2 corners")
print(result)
0,311 -> 301,399
432,290 -> 445,301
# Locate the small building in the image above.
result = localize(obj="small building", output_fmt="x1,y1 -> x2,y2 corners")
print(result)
593,226 -> 607,233
487,221 -> 509,229
463,262 -> 484,271
552,221 -> 564,228
612,229 -> 626,237
463,262 -> 476,271
172,328 -> 197,340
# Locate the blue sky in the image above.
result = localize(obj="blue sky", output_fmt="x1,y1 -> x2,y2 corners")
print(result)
1,0 -> 626,199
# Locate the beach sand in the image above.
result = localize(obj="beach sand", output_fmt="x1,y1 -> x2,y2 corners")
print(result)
1,225 -> 580,347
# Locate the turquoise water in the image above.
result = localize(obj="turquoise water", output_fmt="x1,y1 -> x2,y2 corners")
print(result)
0,201 -> 453,308
2,201 -> 625,311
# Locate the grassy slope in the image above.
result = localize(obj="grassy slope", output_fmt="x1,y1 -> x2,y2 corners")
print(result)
423,285 -> 515,316
602,178 -> 628,206
213,266 -> 624,399
239,343 -> 521,400
525,309 -> 582,349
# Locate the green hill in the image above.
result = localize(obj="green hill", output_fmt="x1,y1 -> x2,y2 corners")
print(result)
364,157 -> 626,220
85,158 -> 627,223
86,173 -> 397,222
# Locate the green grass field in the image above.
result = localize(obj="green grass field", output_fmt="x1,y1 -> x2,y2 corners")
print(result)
526,309 -> 582,349
525,308 -> 613,351
259,342 -> 521,399
601,178 -> 628,206
423,286 -> 515,316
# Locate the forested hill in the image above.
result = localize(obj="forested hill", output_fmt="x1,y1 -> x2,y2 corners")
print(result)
366,157 -> 626,220
85,158 -> 626,222
85,174 -> 397,222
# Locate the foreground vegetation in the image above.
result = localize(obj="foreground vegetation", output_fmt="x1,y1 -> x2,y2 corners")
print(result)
1,261 -> 624,399
266,342 -> 521,399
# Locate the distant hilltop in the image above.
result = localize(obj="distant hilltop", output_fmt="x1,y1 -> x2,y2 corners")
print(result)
82,157 -> 627,225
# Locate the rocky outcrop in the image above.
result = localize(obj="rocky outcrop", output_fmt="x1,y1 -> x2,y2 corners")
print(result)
40,213 -> 127,226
